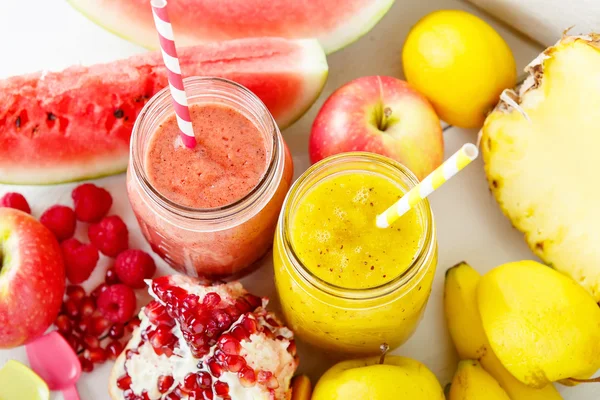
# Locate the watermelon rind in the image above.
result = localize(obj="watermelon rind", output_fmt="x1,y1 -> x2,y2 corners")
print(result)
66,0 -> 395,55
0,154 -> 129,186
319,0 -> 395,54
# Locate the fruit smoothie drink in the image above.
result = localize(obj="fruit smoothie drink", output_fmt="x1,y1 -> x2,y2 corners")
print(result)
274,153 -> 437,354
127,77 -> 293,278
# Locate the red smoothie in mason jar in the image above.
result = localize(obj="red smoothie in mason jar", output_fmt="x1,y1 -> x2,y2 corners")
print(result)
127,77 -> 293,279
145,104 -> 268,209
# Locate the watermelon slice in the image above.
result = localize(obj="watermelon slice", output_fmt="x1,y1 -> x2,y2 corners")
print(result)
67,0 -> 395,55
0,38 -> 327,185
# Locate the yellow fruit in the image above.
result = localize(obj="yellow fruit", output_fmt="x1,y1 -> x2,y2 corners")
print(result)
482,34 -> 600,302
290,375 -> 311,400
444,262 -> 563,399
402,10 -> 516,128
312,355 -> 444,400
448,360 -> 510,400
478,260 -> 600,387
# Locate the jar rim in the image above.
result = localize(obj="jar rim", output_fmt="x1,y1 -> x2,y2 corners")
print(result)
130,76 -> 281,223
278,152 -> 436,301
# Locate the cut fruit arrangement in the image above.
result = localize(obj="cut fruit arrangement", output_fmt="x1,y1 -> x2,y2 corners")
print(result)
109,275 -> 298,400
2,0 -> 600,398
0,38 -> 328,185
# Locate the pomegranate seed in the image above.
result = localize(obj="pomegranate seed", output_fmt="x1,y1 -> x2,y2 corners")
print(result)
225,355 -> 246,372
127,316 -> 141,331
89,315 -> 111,336
84,347 -> 107,364
117,374 -> 132,390
76,316 -> 91,334
79,297 -> 96,318
231,325 -> 250,342
202,292 -> 221,308
181,373 -> 198,393
145,301 -> 175,327
239,366 -> 256,387
265,317 -> 280,327
105,267 -> 120,285
55,314 -> 72,334
218,334 -> 240,354
207,359 -> 223,377
105,340 -> 123,360
212,310 -> 233,330
157,375 -> 174,393
67,285 -> 87,303
78,356 -> 94,373
196,372 -> 212,389
183,294 -> 199,310
64,298 -> 79,319
214,381 -> 229,396
201,389 -> 214,400
165,392 -> 182,400
242,316 -> 258,334
65,333 -> 82,353
109,323 -> 125,339
83,334 -> 100,349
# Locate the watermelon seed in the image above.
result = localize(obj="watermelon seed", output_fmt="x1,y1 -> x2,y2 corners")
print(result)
114,109 -> 124,119
47,112 -> 56,121
15,116 -> 20,128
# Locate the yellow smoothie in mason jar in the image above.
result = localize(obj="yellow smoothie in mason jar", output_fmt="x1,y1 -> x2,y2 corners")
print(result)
274,153 -> 437,355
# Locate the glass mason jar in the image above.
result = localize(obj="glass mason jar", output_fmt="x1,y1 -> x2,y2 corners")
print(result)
273,153 -> 437,355
127,77 -> 293,279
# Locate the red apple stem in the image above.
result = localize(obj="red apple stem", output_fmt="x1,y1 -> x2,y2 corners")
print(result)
379,342 -> 389,364
379,107 -> 392,131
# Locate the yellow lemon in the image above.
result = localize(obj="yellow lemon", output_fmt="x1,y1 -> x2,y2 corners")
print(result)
402,10 -> 516,128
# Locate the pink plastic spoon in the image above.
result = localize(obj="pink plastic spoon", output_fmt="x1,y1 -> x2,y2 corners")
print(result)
26,331 -> 81,400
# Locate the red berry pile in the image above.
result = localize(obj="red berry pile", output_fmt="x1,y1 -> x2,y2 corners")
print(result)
1,186 -> 157,374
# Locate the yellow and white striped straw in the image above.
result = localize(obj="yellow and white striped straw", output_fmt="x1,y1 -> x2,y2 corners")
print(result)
376,143 -> 479,228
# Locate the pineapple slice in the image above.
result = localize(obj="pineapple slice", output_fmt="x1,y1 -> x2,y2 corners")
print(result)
482,34 -> 600,302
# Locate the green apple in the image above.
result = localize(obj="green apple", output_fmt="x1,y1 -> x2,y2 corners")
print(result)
312,355 -> 444,400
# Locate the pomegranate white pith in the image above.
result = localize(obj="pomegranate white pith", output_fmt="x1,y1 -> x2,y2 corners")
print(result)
110,275 -> 298,400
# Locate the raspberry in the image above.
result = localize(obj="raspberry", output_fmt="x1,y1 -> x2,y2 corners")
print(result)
88,215 -> 129,257
61,238 -> 99,284
72,183 -> 113,223
97,284 -> 137,323
0,192 -> 31,214
40,205 -> 76,241
115,249 -> 157,288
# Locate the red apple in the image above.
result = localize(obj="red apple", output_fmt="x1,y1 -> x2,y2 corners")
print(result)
0,207 -> 65,348
309,76 -> 444,180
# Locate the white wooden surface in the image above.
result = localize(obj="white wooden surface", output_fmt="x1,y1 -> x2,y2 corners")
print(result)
0,0 -> 597,399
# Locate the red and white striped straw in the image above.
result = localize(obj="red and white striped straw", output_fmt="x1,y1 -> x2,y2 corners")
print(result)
150,0 -> 196,149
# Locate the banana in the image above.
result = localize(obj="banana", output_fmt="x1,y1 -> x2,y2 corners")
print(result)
448,360 -> 510,400
444,262 -> 563,400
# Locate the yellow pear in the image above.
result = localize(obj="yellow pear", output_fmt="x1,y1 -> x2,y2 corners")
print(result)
478,260 -> 600,387
448,360 -> 510,400
444,262 -> 563,399
312,354 -> 444,400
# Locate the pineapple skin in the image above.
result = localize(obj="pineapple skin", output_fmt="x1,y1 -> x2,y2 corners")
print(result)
481,34 -> 600,302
